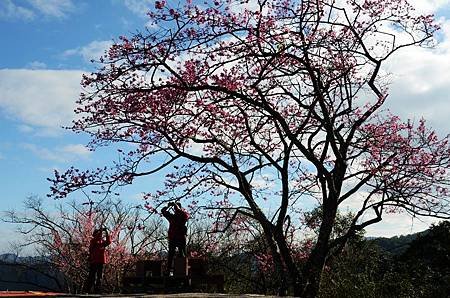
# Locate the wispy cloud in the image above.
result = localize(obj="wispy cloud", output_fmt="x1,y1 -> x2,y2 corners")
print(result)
61,144 -> 92,157
0,69 -> 84,136
17,124 -> 35,133
62,40 -> 113,63
123,0 -> 152,17
0,0 -> 34,21
22,143 -> 92,163
28,0 -> 75,19
26,61 -> 47,70
0,0 -> 76,21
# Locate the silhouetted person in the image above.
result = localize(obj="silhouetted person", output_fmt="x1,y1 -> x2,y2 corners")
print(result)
161,202 -> 189,273
83,228 -> 111,293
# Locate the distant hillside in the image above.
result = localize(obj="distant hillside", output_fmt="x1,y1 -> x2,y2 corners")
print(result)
0,254 -> 63,292
368,229 -> 428,255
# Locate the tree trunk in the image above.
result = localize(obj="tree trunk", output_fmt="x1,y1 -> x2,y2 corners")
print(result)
300,201 -> 337,297
272,227 -> 302,295
261,224 -> 289,295
300,254 -> 326,298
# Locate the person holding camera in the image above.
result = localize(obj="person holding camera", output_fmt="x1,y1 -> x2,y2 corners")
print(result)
161,202 -> 190,273
83,227 -> 111,293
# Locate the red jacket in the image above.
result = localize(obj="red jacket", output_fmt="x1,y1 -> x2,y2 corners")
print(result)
89,234 -> 111,264
162,208 -> 189,241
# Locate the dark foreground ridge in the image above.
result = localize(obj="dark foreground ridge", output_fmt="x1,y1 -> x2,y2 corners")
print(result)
0,292 -> 284,298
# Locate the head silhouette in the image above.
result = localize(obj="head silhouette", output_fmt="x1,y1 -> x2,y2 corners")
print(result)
93,229 -> 102,237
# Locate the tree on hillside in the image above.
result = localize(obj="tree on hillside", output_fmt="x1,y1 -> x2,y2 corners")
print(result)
48,0 -> 450,296
319,221 -> 450,298
394,221 -> 450,297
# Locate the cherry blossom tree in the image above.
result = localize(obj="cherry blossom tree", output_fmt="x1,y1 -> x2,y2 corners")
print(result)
3,197 -> 164,293
48,0 -> 450,296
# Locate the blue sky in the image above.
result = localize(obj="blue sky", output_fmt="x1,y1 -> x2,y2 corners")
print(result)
0,0 -> 154,196
0,0 -> 163,252
1,0 -> 450,253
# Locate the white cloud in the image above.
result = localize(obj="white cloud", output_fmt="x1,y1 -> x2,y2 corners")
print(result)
78,40 -> 113,62
339,192 -> 438,237
251,174 -> 276,190
338,2 -> 450,237
228,0 -> 262,14
0,0 -> 34,21
17,124 -> 34,133
62,48 -> 78,56
63,40 -> 113,63
26,61 -> 47,70
22,143 -> 92,163
37,165 -> 60,173
28,0 -> 75,18
123,0 -> 152,17
365,213 -> 438,237
0,0 -> 77,21
0,152 -> 4,160
22,143 -> 61,162
0,69 -> 84,136
409,0 -> 450,14
383,19 -> 450,136
61,144 -> 92,157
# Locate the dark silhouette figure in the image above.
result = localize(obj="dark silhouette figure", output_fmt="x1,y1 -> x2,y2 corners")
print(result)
83,228 -> 111,293
161,202 -> 190,272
